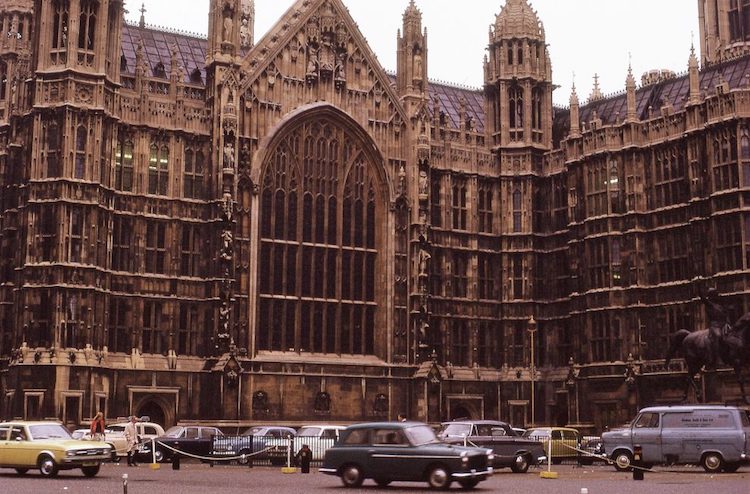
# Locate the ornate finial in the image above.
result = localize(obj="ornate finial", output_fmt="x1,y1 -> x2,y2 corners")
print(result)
139,3 -> 146,29
589,73 -> 603,101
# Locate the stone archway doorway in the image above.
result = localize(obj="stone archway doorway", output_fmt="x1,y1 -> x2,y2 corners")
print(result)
136,400 -> 167,428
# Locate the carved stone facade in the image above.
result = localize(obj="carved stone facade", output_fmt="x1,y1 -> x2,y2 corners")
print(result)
0,0 -> 748,433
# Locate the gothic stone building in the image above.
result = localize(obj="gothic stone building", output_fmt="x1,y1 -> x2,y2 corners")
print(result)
0,0 -> 748,432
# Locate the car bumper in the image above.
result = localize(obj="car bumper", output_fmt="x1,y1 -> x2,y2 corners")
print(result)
452,467 -> 493,479
319,467 -> 337,475
61,456 -> 109,466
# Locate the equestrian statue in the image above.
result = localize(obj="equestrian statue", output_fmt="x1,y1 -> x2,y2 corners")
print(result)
665,288 -> 750,404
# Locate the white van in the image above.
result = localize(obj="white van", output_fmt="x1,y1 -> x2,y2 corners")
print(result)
600,405 -> 750,473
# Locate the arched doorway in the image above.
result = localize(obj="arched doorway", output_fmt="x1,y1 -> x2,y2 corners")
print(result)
137,400 -> 166,428
450,404 -> 472,421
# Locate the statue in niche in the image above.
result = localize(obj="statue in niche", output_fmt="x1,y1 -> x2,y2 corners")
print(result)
418,248 -> 431,277
252,391 -> 269,413
239,18 -> 251,47
413,47 -> 423,81
223,11 -> 233,42
306,45 -> 319,76
418,170 -> 428,196
335,51 -> 346,81
223,141 -> 235,169
373,394 -> 388,414
222,192 -> 233,222
220,230 -> 233,261
61,25 -> 68,47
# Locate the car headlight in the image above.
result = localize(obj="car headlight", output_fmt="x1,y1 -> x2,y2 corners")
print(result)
487,452 -> 495,462
66,450 -> 77,457
462,455 -> 469,465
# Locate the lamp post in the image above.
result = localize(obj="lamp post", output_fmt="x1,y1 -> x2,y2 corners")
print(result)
528,316 -> 537,427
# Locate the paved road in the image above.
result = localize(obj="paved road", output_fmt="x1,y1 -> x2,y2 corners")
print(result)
0,462 -> 748,493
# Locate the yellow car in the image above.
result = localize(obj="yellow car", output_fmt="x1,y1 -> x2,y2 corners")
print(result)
522,427 -> 581,464
0,421 -> 112,477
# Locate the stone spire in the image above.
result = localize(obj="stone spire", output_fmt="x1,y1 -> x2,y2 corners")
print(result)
569,81 -> 580,137
139,3 -> 146,29
626,62 -> 637,122
397,0 -> 427,96
688,44 -> 701,105
589,73 -> 603,102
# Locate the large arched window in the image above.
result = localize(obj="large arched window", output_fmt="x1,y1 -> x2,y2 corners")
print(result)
258,116 -> 382,356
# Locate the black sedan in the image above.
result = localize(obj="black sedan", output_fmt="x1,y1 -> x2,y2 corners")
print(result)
320,421 -> 493,490
438,420 -> 546,473
138,425 -> 223,463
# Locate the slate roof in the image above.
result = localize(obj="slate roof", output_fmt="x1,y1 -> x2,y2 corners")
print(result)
553,53 -> 750,143
121,22 -> 208,84
428,81 -> 485,134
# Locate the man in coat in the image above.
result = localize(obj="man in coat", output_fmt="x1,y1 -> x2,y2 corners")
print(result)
124,416 -> 139,466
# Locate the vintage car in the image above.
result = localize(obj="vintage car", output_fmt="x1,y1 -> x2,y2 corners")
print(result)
212,426 -> 297,464
438,420 -> 546,473
104,419 -> 165,460
265,424 -> 345,466
0,421 -> 112,477
138,425 -> 223,463
522,427 -> 581,464
321,421 -> 493,489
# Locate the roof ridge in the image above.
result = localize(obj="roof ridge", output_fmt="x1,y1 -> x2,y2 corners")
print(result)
124,19 -> 207,40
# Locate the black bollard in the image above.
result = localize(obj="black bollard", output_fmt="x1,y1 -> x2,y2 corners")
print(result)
172,454 -> 180,470
632,445 -> 644,481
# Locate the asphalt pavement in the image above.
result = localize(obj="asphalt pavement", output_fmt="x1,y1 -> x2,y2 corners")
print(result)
0,462 -> 748,493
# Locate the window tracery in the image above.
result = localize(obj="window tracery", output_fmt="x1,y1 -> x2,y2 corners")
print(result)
258,118 -> 380,356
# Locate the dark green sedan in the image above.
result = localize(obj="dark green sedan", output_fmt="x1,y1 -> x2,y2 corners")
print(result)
320,422 -> 493,489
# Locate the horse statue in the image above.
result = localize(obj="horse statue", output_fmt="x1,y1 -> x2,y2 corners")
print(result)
665,313 -> 750,404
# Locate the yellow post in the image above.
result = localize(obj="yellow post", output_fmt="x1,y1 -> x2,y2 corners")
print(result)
540,434 -> 559,479
150,438 -> 160,470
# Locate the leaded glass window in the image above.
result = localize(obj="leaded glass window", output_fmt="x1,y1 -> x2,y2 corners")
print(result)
258,117 -> 382,356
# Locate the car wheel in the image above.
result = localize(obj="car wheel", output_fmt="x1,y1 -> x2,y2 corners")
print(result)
154,449 -> 164,462
427,465 -> 452,490
613,450 -> 633,472
81,464 -> 101,477
38,455 -> 59,477
458,478 -> 479,490
14,468 -> 28,475
340,464 -> 364,488
722,462 -> 741,473
510,453 -> 530,473
374,478 -> 391,487
701,452 -> 723,473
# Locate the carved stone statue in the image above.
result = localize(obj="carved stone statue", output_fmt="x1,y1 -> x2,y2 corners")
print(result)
418,170 -> 428,196
223,12 -> 233,42
418,248 -> 431,277
239,18 -> 250,47
223,141 -> 235,169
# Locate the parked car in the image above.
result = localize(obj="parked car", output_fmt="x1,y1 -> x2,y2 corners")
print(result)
522,427 -> 581,464
104,420 -> 165,460
138,425 -> 223,463
266,424 -> 346,466
212,426 -> 297,464
321,421 -> 494,489
600,405 -> 750,472
0,421 -> 112,477
438,420 -> 546,473
71,428 -> 92,441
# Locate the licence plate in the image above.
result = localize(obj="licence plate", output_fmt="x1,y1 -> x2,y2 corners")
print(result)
82,462 -> 99,467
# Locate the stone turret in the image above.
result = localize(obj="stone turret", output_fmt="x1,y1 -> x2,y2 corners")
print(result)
688,44 -> 701,105
626,63 -> 637,122
397,0 -> 428,96
569,82 -> 580,137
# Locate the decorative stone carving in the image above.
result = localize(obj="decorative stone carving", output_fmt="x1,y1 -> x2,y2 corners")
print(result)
314,391 -> 331,414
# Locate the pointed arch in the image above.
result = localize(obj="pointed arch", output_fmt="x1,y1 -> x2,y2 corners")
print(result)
254,103 -> 390,358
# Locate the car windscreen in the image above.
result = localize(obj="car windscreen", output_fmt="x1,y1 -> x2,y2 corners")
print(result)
106,425 -> 126,433
404,425 -> 440,446
163,426 -> 185,437
439,423 -> 471,438
29,424 -> 71,440
243,427 -> 267,435
298,427 -> 322,437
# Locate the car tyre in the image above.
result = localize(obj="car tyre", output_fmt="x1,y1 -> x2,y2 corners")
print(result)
427,465 -> 452,490
14,468 -> 28,475
458,478 -> 479,490
722,462 -> 741,473
510,453 -> 530,473
613,450 -> 633,472
38,455 -> 59,477
81,464 -> 101,477
701,452 -> 723,473
374,478 -> 391,487
340,464 -> 364,488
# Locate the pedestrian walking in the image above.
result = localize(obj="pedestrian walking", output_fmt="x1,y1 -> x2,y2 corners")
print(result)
90,411 -> 106,441
124,415 -> 140,466
295,444 -> 312,473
